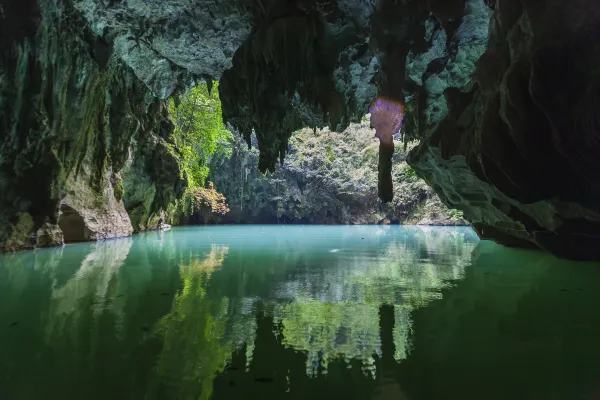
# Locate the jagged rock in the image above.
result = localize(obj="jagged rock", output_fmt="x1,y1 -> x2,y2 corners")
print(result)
75,0 -> 253,98
1,213 -> 35,252
122,132 -> 187,232
406,0 -> 600,259
35,223 -> 64,248
59,168 -> 133,242
208,121 -> 466,226
219,0 -> 380,172
0,0 -> 185,250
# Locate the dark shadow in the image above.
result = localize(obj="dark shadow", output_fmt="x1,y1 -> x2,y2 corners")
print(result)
58,204 -> 87,242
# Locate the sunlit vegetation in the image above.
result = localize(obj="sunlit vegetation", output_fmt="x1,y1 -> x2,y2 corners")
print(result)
169,82 -> 232,188
167,82 -> 233,219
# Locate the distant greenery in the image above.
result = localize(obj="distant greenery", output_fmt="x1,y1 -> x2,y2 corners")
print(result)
448,209 -> 464,221
169,82 -> 232,189
181,182 -> 230,217
167,82 -> 233,220
403,165 -> 418,182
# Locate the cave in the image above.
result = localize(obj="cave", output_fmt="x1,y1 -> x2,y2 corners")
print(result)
0,0 -> 599,260
4,1 -> 600,396
58,204 -> 88,243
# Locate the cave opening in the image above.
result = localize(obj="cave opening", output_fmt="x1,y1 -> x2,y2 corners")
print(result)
58,204 -> 88,243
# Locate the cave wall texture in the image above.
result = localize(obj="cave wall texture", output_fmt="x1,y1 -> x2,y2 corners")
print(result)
1,0 -> 600,259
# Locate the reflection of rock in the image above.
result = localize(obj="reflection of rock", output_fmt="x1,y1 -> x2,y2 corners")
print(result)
396,241 -> 600,399
46,238 -> 132,340
59,168 -> 133,242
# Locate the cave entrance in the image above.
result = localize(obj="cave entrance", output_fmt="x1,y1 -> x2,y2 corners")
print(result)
58,204 -> 88,242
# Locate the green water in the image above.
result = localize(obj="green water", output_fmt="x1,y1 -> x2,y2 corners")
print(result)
1,225 -> 600,400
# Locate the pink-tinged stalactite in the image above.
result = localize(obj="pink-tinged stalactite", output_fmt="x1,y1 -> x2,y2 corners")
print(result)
369,98 -> 406,202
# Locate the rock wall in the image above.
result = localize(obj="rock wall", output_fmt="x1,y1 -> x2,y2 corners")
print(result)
405,0 -> 600,259
0,0 -> 185,251
209,121 -> 466,226
59,167 -> 133,242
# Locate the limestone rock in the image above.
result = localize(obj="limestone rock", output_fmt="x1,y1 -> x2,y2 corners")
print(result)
406,0 -> 600,259
35,223 -> 64,248
75,0 -> 253,98
59,168 -> 133,242
3,0 -> 600,260
1,213 -> 35,252
0,0 -> 185,250
207,121 -> 466,226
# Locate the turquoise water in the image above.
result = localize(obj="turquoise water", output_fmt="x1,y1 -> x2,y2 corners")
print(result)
1,225 -> 600,399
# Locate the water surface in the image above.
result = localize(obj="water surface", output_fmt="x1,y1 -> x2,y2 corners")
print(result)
1,225 -> 599,399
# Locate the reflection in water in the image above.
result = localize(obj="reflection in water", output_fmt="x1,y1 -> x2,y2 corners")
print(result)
153,245 -> 237,400
46,239 -> 132,341
1,226 -> 600,399
268,226 -> 474,375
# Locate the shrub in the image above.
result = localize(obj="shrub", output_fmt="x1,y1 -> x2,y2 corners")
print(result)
187,182 -> 230,215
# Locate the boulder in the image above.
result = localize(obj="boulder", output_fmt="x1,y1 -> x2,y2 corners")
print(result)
35,223 -> 64,248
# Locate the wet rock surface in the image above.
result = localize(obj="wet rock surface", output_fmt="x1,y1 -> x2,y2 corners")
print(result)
35,223 -> 64,248
59,168 -> 134,242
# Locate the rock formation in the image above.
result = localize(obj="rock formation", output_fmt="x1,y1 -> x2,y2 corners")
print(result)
0,0 -> 186,250
407,0 -> 600,260
1,0 -> 599,259
208,121 -> 466,226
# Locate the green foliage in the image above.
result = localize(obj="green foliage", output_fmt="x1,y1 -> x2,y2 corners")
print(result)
448,209 -> 464,221
403,165 -> 418,182
186,182 -> 230,216
324,145 -> 336,164
169,82 -> 232,189
167,182 -> 230,224
2,212 -> 34,252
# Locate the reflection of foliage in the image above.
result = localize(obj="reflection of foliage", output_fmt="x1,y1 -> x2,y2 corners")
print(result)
261,227 -> 477,376
169,82 -> 232,188
276,300 -> 386,376
0,226 -> 478,398
154,245 -> 234,400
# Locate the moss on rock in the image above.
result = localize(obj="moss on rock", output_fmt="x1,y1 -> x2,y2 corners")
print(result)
2,213 -> 34,252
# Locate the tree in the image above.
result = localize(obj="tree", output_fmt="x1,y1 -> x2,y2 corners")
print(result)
169,82 -> 232,188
